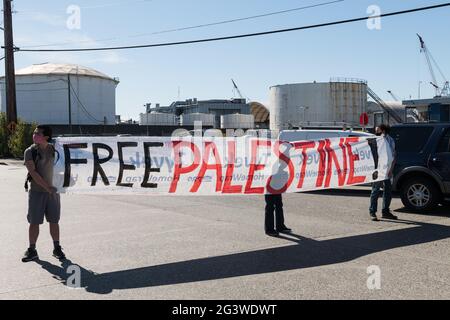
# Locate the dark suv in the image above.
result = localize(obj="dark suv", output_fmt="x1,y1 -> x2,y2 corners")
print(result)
391,123 -> 450,212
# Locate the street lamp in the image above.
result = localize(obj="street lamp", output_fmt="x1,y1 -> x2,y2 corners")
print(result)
144,103 -> 151,136
418,81 -> 423,99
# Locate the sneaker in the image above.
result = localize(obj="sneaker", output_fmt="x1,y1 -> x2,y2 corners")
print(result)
370,213 -> 379,221
53,245 -> 66,260
265,230 -> 279,237
22,248 -> 38,263
277,226 -> 292,233
382,212 -> 398,220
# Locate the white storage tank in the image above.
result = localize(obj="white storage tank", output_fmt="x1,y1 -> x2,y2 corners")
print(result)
139,112 -> 177,126
269,79 -> 367,130
221,114 -> 255,129
0,63 -> 119,125
180,113 -> 215,126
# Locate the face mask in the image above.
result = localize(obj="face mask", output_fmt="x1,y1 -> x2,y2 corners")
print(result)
375,133 -> 382,136
32,134 -> 46,144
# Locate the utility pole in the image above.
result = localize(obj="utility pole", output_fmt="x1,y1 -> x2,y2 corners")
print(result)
3,0 -> 17,134
67,74 -> 72,134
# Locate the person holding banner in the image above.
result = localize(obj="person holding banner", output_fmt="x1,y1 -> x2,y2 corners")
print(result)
265,194 -> 292,236
369,124 -> 398,221
21,125 -> 66,263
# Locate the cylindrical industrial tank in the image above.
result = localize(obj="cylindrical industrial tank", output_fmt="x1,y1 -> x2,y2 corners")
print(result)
269,79 -> 368,130
220,114 -> 255,129
140,112 -> 177,126
180,113 -> 215,126
0,63 -> 119,125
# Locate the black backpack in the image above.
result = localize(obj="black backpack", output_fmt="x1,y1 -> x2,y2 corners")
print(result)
24,144 -> 56,192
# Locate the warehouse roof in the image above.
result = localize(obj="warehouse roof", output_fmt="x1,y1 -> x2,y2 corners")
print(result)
250,101 -> 270,123
12,63 -> 118,82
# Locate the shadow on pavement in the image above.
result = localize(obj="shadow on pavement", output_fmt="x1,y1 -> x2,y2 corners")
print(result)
394,205 -> 450,218
305,188 -> 400,198
36,220 -> 450,295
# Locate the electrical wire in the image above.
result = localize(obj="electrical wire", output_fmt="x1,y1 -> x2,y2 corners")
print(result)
149,0 -> 345,36
0,79 -> 66,85
68,82 -> 104,123
15,88 -> 67,92
17,3 -> 450,53
20,0 -> 345,49
0,76 -> 104,122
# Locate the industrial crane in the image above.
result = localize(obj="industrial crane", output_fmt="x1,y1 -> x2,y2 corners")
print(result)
387,90 -> 400,101
417,34 -> 450,98
231,79 -> 249,101
387,91 -> 420,123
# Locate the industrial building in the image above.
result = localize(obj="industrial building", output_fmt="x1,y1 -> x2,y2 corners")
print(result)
269,78 -> 368,131
0,63 -> 119,125
403,97 -> 450,123
140,98 -> 255,129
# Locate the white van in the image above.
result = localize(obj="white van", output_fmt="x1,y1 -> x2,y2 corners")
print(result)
278,129 -> 373,142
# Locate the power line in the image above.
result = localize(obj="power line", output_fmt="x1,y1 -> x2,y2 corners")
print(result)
20,0 -> 345,49
149,0 -> 345,35
17,3 -> 450,53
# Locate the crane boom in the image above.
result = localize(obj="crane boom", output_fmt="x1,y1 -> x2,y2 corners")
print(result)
387,90 -> 399,101
417,34 -> 449,97
231,79 -> 247,101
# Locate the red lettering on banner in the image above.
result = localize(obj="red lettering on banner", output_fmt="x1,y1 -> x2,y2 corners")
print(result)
191,142 -> 223,193
345,137 -> 366,185
222,141 -> 243,194
324,138 -> 348,188
245,139 -> 271,194
169,141 -> 201,193
315,140 -> 327,187
292,141 -> 316,189
266,141 -> 295,194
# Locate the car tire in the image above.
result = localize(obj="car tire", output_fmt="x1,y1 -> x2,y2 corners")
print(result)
400,177 -> 441,212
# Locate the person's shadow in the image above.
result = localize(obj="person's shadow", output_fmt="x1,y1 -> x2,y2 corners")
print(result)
35,219 -> 450,295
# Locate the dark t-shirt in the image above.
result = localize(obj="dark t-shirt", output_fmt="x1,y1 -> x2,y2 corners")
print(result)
24,144 -> 55,193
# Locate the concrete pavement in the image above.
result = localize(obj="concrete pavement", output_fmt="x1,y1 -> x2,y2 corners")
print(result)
1,160 -> 449,299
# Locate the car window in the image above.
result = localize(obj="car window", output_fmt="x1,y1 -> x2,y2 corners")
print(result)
390,126 -> 434,153
437,129 -> 450,153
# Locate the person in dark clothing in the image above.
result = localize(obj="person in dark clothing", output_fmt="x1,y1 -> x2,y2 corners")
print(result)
265,194 -> 291,236
369,124 -> 398,221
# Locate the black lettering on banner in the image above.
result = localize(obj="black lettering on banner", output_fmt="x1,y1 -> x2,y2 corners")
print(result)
367,138 -> 379,180
141,142 -> 164,188
63,143 -> 88,188
117,142 -> 138,188
91,143 -> 114,186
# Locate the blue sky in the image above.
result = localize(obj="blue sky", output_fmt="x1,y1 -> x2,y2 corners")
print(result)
3,0 -> 450,120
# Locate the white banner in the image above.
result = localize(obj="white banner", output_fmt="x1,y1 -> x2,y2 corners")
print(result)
52,136 -> 393,195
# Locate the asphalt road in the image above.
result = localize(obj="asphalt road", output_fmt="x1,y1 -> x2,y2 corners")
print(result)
1,160 -> 449,299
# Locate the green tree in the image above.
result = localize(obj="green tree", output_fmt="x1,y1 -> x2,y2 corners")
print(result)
0,112 -> 9,157
7,119 -> 37,159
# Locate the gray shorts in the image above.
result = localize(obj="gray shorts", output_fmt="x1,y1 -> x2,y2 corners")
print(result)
27,191 -> 61,225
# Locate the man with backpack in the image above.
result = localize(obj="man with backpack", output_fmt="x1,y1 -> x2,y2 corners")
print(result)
22,125 -> 66,262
